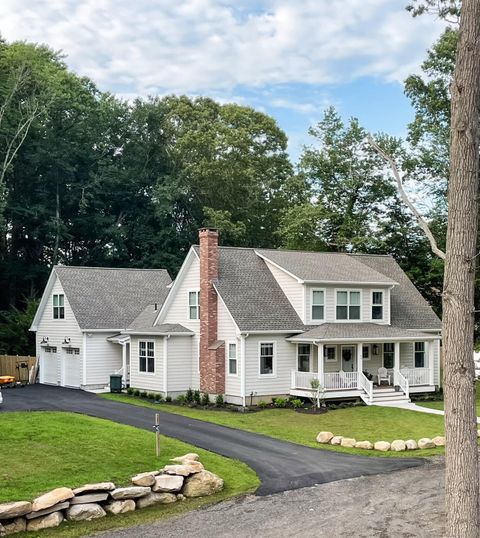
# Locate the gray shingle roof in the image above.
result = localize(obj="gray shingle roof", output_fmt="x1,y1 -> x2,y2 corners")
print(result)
127,304 -> 192,334
256,249 -> 396,284
288,323 -> 438,341
55,266 -> 171,330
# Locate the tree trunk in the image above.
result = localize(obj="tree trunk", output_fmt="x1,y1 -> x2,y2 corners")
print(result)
443,1 -> 480,536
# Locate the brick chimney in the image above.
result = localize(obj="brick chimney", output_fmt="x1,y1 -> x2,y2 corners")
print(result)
199,228 -> 225,394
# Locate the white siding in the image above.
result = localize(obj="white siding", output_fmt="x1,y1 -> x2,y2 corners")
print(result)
84,333 -> 122,387
129,336 -> 164,392
218,298 -> 241,397
264,260 -> 304,322
167,336 -> 193,392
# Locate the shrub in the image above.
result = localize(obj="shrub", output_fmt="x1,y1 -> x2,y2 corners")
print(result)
165,395 -> 172,402
155,394 -> 164,403
126,387 -> 134,395
133,389 -> 140,397
215,394 -> 224,407
193,390 -> 201,405
140,391 -> 148,399
176,394 -> 187,405
273,397 -> 287,408
186,387 -> 194,403
290,398 -> 302,409
147,392 -> 156,400
201,393 -> 210,406
257,400 -> 268,409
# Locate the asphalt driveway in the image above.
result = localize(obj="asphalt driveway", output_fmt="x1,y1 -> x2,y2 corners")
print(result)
1,384 -> 425,495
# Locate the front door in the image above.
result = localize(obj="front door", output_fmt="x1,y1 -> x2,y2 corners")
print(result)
341,346 -> 356,372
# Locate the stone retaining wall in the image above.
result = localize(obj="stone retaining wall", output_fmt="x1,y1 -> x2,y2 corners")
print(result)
0,453 -> 223,536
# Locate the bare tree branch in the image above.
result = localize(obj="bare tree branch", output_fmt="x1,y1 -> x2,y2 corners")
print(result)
367,134 -> 446,261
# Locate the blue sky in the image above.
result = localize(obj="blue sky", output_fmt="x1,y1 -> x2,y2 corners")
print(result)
1,0 -> 446,162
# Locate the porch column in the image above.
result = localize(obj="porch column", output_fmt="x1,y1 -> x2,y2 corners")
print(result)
427,341 -> 435,385
121,344 -> 127,385
357,343 -> 363,389
394,342 -> 400,372
316,342 -> 324,386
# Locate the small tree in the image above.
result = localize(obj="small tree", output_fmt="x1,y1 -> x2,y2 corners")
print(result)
309,378 -> 325,411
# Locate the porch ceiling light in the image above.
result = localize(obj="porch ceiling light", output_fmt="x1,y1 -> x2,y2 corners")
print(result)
62,337 -> 71,345
41,336 -> 49,344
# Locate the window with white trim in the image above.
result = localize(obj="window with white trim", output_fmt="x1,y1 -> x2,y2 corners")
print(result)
311,289 -> 325,321
227,342 -> 238,376
65,348 -> 80,355
53,294 -> 65,319
139,341 -> 155,373
324,346 -> 337,362
297,344 -> 311,372
259,342 -> 275,376
336,290 -> 361,320
44,346 -> 57,353
371,291 -> 384,320
188,291 -> 200,320
414,342 -> 425,368
362,344 -> 371,360
383,343 -> 394,369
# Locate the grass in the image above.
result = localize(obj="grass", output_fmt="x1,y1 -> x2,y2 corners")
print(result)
0,411 -> 259,538
102,393 -> 447,457
416,382 -> 480,415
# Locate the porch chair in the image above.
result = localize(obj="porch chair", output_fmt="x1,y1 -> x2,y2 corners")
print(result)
377,367 -> 391,386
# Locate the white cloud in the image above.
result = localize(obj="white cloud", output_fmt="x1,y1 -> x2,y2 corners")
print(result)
0,0 -> 446,96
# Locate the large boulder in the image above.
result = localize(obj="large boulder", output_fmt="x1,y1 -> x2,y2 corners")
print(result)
316,431 -> 334,444
152,474 -> 184,493
182,470 -> 224,498
104,499 -> 136,515
432,436 -> 445,447
66,503 -> 106,522
110,486 -> 151,500
31,487 -> 74,511
330,436 -> 343,445
73,482 -> 115,495
25,502 -> 70,519
391,440 -> 406,452
0,501 -> 32,519
405,439 -> 418,450
162,461 -> 204,476
136,492 -> 177,509
374,441 -> 391,452
340,438 -> 356,448
70,493 -> 109,505
2,518 -> 26,535
26,511 -> 63,532
418,438 -> 436,449
355,440 -> 373,450
131,471 -> 158,487
0,523 -> 4,537
170,453 -> 200,463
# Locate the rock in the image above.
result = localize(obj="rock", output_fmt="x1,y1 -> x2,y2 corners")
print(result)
162,461 -> 204,476
26,511 -> 63,532
2,518 -> 26,535
0,524 -> 4,537
182,470 -> 224,498
391,440 -> 406,452
66,503 -> 106,522
110,486 -> 151,500
418,438 -> 436,449
136,492 -> 177,509
432,436 -> 445,447
104,499 -> 136,515
73,482 -> 115,495
355,440 -> 373,450
330,436 -> 343,445
131,471 -> 158,487
26,502 -> 70,519
170,453 -> 200,463
340,437 -> 356,448
70,493 -> 109,505
477,429 -> 480,438
152,474 -> 184,493
405,439 -> 418,450
374,441 -> 391,452
316,431 -> 334,444
177,494 -> 186,501
0,501 -> 32,519
31,487 -> 74,512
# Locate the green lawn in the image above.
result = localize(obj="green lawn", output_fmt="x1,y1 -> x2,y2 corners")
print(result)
102,394 -> 446,457
417,382 -> 480,415
0,412 -> 259,538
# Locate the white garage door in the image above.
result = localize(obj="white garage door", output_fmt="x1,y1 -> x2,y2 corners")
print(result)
42,346 -> 59,384
63,348 -> 81,388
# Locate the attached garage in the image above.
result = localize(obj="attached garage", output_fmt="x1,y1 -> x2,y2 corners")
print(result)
62,347 -> 82,388
41,346 -> 60,385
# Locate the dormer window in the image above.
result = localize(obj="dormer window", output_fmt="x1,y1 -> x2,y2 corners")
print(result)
336,290 -> 361,320
311,289 -> 325,321
53,294 -> 65,319
188,290 -> 200,320
371,291 -> 384,321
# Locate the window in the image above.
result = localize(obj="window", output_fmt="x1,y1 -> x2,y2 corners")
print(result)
44,346 -> 57,353
383,343 -> 394,369
362,344 -> 371,360
53,294 -> 65,319
311,289 -> 325,321
336,290 -> 361,320
65,348 -> 80,355
227,342 -> 238,376
324,346 -> 337,362
139,341 -> 155,373
371,291 -> 384,320
188,291 -> 200,320
297,344 -> 311,372
259,342 -> 275,376
414,342 -> 425,368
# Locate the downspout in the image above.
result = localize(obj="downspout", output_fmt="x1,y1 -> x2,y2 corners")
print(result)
82,332 -> 87,387
241,334 -> 248,407
163,335 -> 170,396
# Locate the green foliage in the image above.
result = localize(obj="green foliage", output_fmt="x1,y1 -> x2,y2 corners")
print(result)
257,400 -> 268,409
126,387 -> 134,395
215,394 -> 224,407
165,395 -> 172,403
147,392 -> 156,401
193,390 -> 201,405
290,398 -> 303,409
273,397 -> 287,408
133,389 -> 140,397
176,394 -> 187,405
0,297 -> 38,355
201,393 -> 210,406
185,387 -> 194,403
140,391 -> 148,399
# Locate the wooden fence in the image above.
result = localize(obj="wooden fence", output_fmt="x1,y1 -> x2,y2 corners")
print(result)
0,355 -> 37,381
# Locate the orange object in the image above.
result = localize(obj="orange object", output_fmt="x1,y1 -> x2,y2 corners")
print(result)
0,376 -> 15,385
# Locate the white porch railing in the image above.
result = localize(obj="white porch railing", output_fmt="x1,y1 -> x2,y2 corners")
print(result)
401,368 -> 430,386
324,371 -> 358,390
359,371 -> 373,404
291,370 -> 319,390
394,369 -> 409,399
